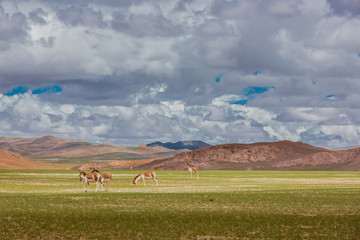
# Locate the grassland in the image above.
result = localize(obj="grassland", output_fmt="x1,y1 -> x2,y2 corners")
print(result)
0,170 -> 360,239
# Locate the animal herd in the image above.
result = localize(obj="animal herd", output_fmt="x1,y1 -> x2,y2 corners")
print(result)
79,163 -> 199,192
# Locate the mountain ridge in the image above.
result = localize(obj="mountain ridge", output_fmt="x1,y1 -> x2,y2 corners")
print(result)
0,136 -> 184,164
139,140 -> 360,171
2,136 -> 360,171
147,140 -> 211,150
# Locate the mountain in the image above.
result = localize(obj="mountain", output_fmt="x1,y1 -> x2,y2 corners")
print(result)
139,141 -> 360,171
4,137 -> 360,171
147,140 -> 211,150
0,150 -> 58,169
0,136 -> 90,156
0,136 -> 184,164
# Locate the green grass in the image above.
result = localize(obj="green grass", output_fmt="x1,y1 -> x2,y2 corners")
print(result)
1,170 -> 360,239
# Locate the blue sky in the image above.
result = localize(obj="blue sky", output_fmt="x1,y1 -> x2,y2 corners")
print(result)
4,86 -> 29,96
5,85 -> 62,96
0,0 -> 360,148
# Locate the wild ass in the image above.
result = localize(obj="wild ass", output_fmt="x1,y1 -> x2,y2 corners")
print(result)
133,172 -> 158,186
187,163 -> 199,179
79,171 -> 99,192
91,169 -> 112,192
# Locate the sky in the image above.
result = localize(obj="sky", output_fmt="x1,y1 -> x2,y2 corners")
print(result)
0,0 -> 360,148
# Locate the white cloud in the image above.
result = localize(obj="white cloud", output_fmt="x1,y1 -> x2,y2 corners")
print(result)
92,123 -> 111,135
0,0 -> 359,148
1,91 -> 360,148
59,105 -> 75,115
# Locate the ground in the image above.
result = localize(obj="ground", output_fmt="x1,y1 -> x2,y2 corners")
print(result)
0,170 -> 360,239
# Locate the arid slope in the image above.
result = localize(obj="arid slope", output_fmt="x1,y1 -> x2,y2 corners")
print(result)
0,136 -> 168,157
0,136 -> 185,164
139,141 -> 360,171
0,150 -> 61,169
3,137 -> 360,171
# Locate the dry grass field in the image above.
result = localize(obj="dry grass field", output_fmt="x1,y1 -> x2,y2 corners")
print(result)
1,170 -> 360,239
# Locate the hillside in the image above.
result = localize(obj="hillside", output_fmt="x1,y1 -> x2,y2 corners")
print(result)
0,150 -> 62,169
3,137 -> 360,171
0,136 -> 184,164
139,141 -> 360,171
0,136 -> 165,157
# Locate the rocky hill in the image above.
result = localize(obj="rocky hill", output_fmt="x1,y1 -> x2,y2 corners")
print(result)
147,140 -> 211,150
140,141 -> 360,171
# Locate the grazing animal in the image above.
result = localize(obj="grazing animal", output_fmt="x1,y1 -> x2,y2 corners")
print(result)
79,171 -> 99,192
187,163 -> 199,179
133,172 -> 158,186
91,169 -> 112,192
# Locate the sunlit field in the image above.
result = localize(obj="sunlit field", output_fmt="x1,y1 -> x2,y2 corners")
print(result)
1,170 -> 360,239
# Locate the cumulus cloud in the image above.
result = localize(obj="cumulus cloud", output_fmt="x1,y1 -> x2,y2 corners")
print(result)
0,0 -> 359,148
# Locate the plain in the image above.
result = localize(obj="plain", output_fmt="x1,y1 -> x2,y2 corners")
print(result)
1,170 -> 360,239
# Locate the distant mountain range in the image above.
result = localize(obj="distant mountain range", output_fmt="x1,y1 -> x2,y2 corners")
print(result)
0,136 -> 184,164
146,140 -> 211,150
2,136 -> 360,171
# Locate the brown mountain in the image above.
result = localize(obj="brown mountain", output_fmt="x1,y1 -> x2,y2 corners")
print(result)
0,136 -> 87,156
139,141 -> 360,171
0,136 -> 185,164
0,150 -> 61,169
3,137 -> 360,171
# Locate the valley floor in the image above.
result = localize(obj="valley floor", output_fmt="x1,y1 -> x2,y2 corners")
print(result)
1,170 -> 359,239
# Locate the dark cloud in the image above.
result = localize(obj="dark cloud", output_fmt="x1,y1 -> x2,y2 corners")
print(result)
55,73 -> 166,106
0,0 -> 359,148
43,0 -> 137,8
37,36 -> 55,48
327,0 -> 360,17
111,12 -> 179,37
29,8 -> 47,25
213,0 -> 301,19
55,5 -> 105,27
0,6 -> 28,50
196,19 -> 234,38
